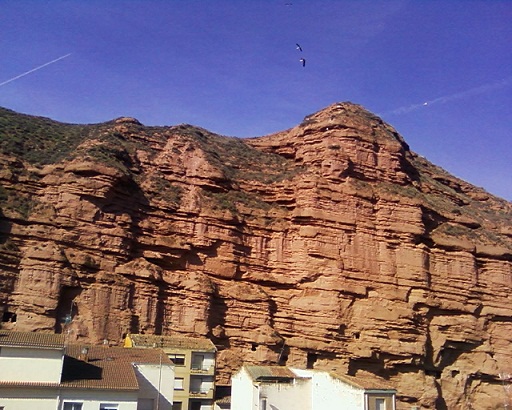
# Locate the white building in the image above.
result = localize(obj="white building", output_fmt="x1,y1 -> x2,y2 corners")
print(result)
231,365 -> 396,410
0,330 -> 174,410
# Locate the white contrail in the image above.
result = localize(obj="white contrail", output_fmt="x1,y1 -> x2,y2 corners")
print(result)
0,53 -> 72,87
380,76 -> 512,117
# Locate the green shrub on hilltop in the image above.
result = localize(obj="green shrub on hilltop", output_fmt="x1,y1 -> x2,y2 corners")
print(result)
0,187 -> 34,218
0,107 -> 92,165
174,125 -> 300,184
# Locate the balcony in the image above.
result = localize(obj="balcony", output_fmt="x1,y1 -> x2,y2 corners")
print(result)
189,388 -> 214,399
190,365 -> 215,375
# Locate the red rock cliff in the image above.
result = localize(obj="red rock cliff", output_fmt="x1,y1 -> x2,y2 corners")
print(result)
0,103 -> 511,409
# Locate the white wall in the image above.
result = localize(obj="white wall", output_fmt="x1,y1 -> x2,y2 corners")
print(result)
0,389 -> 141,410
231,367 -> 259,410
232,368 -> 312,410
0,346 -> 63,383
0,387 -> 58,410
135,363 -> 174,410
232,367 -> 370,410
260,378 -> 311,410
0,381 -> 162,410
59,389 -> 139,410
293,369 -> 365,410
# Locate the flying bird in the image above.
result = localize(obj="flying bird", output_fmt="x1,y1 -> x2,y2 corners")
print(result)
296,43 -> 303,52
300,58 -> 306,67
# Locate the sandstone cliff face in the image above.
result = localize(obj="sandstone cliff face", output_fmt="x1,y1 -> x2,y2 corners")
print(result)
1,103 -> 511,409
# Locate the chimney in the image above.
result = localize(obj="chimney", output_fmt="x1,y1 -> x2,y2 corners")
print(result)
79,347 -> 89,362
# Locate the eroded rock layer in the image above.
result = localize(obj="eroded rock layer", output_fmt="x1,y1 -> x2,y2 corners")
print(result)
1,103 -> 511,409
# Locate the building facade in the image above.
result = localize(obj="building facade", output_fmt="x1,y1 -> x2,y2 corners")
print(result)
231,365 -> 396,410
125,334 -> 217,410
0,330 -> 174,410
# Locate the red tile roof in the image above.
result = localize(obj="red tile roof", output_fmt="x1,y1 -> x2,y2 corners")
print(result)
215,396 -> 231,404
128,334 -> 216,351
245,365 -> 302,381
0,330 -> 65,349
242,365 -> 396,392
0,331 -> 173,392
0,381 -> 61,388
60,345 -> 172,391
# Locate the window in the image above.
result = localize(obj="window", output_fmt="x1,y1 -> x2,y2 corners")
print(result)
376,398 -> 386,410
172,403 -> 183,410
190,376 -> 213,394
168,353 -> 185,366
100,404 -> 118,410
190,402 -> 202,410
63,403 -> 83,410
174,377 -> 184,390
192,354 -> 204,370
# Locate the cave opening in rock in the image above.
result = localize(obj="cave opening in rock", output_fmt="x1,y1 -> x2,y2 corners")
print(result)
307,352 -> 318,369
2,310 -> 16,323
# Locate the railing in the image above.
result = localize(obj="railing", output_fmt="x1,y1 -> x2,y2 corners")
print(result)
189,388 -> 214,397
190,365 -> 214,374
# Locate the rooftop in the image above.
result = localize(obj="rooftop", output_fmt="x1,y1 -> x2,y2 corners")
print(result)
60,345 -> 172,391
0,330 -> 65,349
0,381 -> 61,388
127,333 -> 216,352
0,331 -> 173,392
332,371 -> 396,392
215,396 -> 231,404
240,365 -> 396,392
244,365 -> 303,382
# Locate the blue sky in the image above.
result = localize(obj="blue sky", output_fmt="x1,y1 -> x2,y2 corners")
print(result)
1,1 -> 511,200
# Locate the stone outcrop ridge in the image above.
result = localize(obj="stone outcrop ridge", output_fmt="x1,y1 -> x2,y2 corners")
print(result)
0,103 -> 511,409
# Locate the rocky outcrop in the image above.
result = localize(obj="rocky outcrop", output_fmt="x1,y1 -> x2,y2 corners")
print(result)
0,103 -> 511,409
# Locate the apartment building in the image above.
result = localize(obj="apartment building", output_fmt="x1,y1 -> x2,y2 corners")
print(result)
125,334 -> 216,410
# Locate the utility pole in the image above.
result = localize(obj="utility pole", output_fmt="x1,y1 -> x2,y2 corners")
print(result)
155,338 -> 164,410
